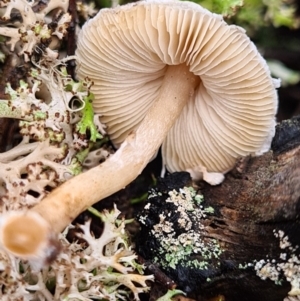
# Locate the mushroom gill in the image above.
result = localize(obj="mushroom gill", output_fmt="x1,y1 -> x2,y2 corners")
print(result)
76,0 -> 278,177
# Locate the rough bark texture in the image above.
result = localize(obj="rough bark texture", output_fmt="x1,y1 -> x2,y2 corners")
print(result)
137,116 -> 300,301
198,116 -> 300,301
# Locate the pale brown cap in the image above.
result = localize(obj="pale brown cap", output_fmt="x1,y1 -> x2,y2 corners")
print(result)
76,0 -> 278,179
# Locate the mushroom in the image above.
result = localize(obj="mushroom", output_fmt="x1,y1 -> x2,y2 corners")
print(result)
75,0 -> 279,184
0,211 -> 60,267
0,0 -> 278,260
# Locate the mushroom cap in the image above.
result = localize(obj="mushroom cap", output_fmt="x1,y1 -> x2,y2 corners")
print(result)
76,0 -> 278,175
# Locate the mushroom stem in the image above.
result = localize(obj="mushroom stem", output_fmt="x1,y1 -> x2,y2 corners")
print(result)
34,64 -> 199,230
0,211 -> 60,264
1,64 -> 200,256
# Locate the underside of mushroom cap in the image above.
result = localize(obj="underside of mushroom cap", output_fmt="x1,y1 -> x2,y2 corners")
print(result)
76,0 -> 278,176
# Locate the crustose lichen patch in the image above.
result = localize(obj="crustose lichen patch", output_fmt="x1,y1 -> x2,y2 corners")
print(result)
137,182 -> 222,274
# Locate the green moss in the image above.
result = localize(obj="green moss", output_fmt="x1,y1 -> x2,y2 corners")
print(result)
156,289 -> 186,301
187,0 -> 243,16
76,93 -> 103,142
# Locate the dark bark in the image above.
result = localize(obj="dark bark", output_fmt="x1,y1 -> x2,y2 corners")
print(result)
198,116 -> 300,301
136,116 -> 300,301
66,0 -> 78,79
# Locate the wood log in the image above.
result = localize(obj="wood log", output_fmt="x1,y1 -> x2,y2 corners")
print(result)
198,116 -> 300,301
136,116 -> 300,301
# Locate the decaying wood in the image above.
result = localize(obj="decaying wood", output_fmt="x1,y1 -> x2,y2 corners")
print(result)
137,116 -> 300,301
198,118 -> 300,301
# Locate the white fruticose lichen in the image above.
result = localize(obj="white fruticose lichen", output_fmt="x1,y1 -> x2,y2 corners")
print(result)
255,230 -> 300,298
142,187 -> 222,270
0,57 -> 105,211
0,58 -> 146,298
0,1 -> 151,300
0,206 -> 154,300
76,0 -> 97,19
0,0 -> 70,61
